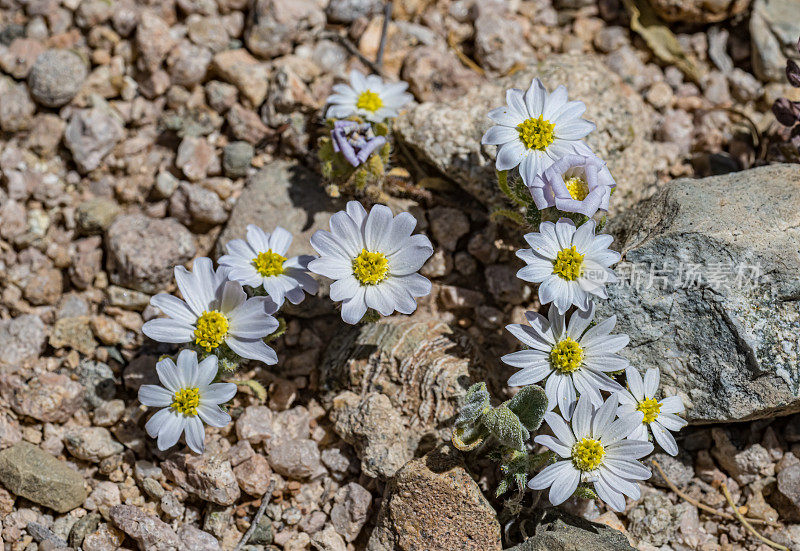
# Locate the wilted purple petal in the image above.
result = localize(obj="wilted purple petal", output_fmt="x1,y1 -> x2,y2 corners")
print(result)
787,59 -> 800,88
329,120 -> 386,168
773,97 -> 800,127
528,153 -> 616,217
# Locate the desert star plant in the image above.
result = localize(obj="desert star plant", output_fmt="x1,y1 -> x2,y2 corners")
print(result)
219,224 -> 318,308
530,394 -> 653,512
516,218 -> 620,314
308,201 -> 434,324
142,257 -> 279,365
325,70 -> 413,123
618,366 -> 688,456
482,78 -> 595,186
502,304 -> 626,414
528,153 -> 616,219
139,350 -> 236,453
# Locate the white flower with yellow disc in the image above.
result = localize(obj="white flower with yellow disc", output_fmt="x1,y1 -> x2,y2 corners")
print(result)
139,350 -> 236,453
502,304 -> 626,414
481,78 -> 595,185
219,225 -> 318,308
617,366 -> 688,456
308,201 -> 433,324
142,257 -> 279,364
529,393 -> 653,512
325,70 -> 413,123
516,218 -> 620,314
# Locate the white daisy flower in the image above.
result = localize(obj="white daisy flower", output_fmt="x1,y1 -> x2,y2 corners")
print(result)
142,257 -> 279,365
139,350 -> 236,453
617,366 -> 688,456
308,201 -> 434,324
218,225 -> 319,308
502,303 -> 626,414
516,218 -> 620,314
530,393 -> 654,512
325,70 -> 413,123
481,78 -> 596,185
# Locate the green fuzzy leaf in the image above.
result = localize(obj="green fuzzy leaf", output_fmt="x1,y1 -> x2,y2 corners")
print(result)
491,208 -> 525,226
507,385 -> 548,432
235,379 -> 268,403
484,405 -> 529,451
455,382 -> 491,427
572,484 -> 599,500
452,424 -> 489,451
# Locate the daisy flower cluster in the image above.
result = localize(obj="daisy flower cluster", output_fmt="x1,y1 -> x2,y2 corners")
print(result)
139,202 -> 432,453
318,70 -> 413,196
454,78 -> 688,513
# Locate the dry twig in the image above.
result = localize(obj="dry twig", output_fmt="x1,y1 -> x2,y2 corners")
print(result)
447,31 -> 484,75
650,460 -> 780,528
234,481 -> 277,551
719,482 -> 788,551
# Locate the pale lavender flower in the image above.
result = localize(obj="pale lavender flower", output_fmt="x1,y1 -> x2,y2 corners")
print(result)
331,120 -> 387,167
528,154 -> 616,218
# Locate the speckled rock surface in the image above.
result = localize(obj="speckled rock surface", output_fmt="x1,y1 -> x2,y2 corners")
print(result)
597,164 -> 800,423
395,54 -> 672,216
508,508 -> 635,551
366,445 -> 502,551
0,442 -> 87,513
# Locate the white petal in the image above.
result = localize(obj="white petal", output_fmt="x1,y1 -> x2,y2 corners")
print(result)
227,297 -> 278,339
202,382 -> 237,404
195,355 -> 219,387
145,408 -> 171,438
543,412 -> 576,446
184,416 -> 206,454
591,394 -> 619,440
150,294 -> 196,324
226,337 -> 278,365
543,85 -> 568,119
555,119 -> 596,140
571,394 -> 594,440
651,421 -> 679,456
644,368 -> 660,398
139,385 -> 173,407
388,243 -> 434,276
175,349 -> 198,388
524,78 -> 546,116
488,106 -> 524,126
246,224 -> 271,252
330,276 -> 361,302
534,435 -> 571,458
604,439 -> 654,462
268,226 -> 293,256
548,466 -> 580,506
307,255 -> 352,279
593,477 -> 626,512
656,412 -> 688,431
602,412 -> 645,446
365,285 -> 395,316
156,358 -> 182,392
220,281 -> 247,314
340,287 -> 368,324
496,140 -> 526,171
625,366 -> 645,402
507,363 -> 552,387
528,460 -> 574,490
659,395 -> 685,415
157,412 -> 186,451
603,456 -> 652,479
142,318 -> 194,343
364,204 -> 393,252
197,403 -> 231,427
482,125 -> 519,145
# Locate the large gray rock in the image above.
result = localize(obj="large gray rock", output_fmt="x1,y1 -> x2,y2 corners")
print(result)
648,0 -> 750,23
366,445 -> 501,551
508,509 -> 634,551
322,317 -> 491,478
597,164 -> 800,423
395,54 -> 671,217
105,215 -> 196,294
0,442 -> 87,513
216,160 -> 341,259
750,0 -> 800,82
0,314 -> 47,371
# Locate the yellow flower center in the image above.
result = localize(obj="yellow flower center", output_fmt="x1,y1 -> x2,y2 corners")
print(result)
171,387 -> 200,416
356,90 -> 383,113
253,249 -> 286,277
565,176 -> 589,201
550,338 -> 584,374
194,311 -> 229,352
352,248 -> 389,285
637,398 -> 662,424
517,115 -> 555,151
552,246 -> 584,281
572,437 -> 606,472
